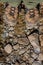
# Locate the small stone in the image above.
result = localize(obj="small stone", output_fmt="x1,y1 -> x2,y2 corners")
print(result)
4,44 -> 12,54
9,38 -> 13,42
6,57 -> 10,62
27,49 -> 30,54
34,47 -> 40,54
41,46 -> 43,53
26,22 -> 37,29
28,35 -> 40,54
19,48 -> 26,55
7,21 -> 15,27
20,63 -> 26,65
39,19 -> 43,25
39,26 -> 43,33
31,52 -> 38,59
25,29 -> 30,35
28,35 -> 37,43
18,38 -> 29,46
9,27 -> 14,31
15,62 -> 19,65
32,61 -> 42,65
13,36 -> 18,43
13,44 -> 19,50
22,55 -> 27,61
38,53 -> 43,60
29,58 -> 34,64
6,32 -> 9,36
40,35 -> 43,46
26,23 -> 33,29
8,32 -> 13,37
19,45 -> 25,49
24,53 -> 30,60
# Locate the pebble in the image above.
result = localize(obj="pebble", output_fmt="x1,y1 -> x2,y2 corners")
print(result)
18,38 -> 29,46
26,22 -> 37,29
24,53 -> 30,60
13,36 -> 18,43
39,19 -> 43,25
34,46 -> 40,54
13,44 -> 19,50
28,35 -> 40,54
4,44 -> 12,54
5,32 -> 9,37
8,32 -> 13,37
15,62 -> 19,65
9,27 -> 14,31
6,57 -> 10,62
19,48 -> 26,55
39,26 -> 43,33
41,46 -> 43,53
29,58 -> 34,64
38,53 -> 43,60
32,61 -> 42,65
39,35 -> 43,46
31,52 -> 38,59
20,63 -> 26,65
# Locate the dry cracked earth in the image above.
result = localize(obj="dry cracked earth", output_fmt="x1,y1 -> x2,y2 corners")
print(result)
0,2 -> 43,65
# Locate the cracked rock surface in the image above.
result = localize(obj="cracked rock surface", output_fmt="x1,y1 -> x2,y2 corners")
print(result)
0,2 -> 43,65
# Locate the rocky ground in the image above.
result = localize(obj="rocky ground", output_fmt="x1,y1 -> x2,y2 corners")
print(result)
0,3 -> 43,65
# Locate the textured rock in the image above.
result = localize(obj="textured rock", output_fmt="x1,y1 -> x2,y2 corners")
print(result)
13,36 -> 18,43
39,26 -> 43,34
9,27 -> 14,31
24,53 -> 30,60
19,48 -> 26,55
32,61 -> 42,65
18,38 -> 29,46
0,3 -> 43,65
4,44 -> 12,54
38,53 -> 43,60
41,46 -> 43,53
20,63 -> 26,65
13,44 -> 19,50
15,62 -> 19,65
34,47 -> 40,54
8,32 -> 14,37
31,52 -> 39,59
40,35 -> 43,46
28,35 -> 40,54
29,58 -> 34,64
39,18 -> 43,25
